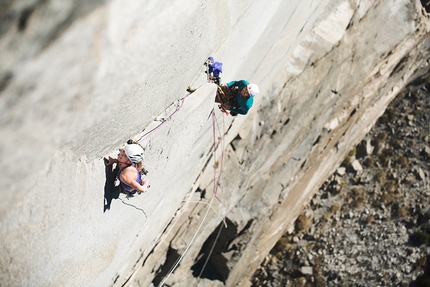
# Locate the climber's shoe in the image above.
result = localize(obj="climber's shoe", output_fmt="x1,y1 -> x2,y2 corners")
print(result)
187,86 -> 196,93
141,167 -> 149,175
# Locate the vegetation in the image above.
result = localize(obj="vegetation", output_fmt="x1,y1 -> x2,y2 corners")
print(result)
412,230 -> 430,246
375,171 -> 387,183
384,180 -> 397,193
366,215 -> 374,224
415,274 -> 430,287
330,203 -> 341,213
375,131 -> 388,144
363,156 -> 374,167
296,214 -> 311,232
378,149 -> 394,166
398,155 -> 409,168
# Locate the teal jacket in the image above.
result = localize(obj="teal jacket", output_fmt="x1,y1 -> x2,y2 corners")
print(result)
226,80 -> 253,116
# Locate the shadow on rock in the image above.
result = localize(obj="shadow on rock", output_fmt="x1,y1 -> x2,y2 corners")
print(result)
104,162 -> 119,212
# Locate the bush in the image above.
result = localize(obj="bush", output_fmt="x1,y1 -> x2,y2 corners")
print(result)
375,132 -> 388,144
351,187 -> 363,197
398,155 -> 409,168
375,171 -> 387,183
363,156 -> 374,167
392,139 -> 403,149
414,274 -> 430,287
273,238 -> 292,253
381,193 -> 395,205
322,212 -> 332,221
412,230 -> 430,246
330,203 -> 341,213
348,148 -> 356,157
416,256 -> 427,268
378,149 -> 394,166
296,214 -> 311,232
354,196 -> 366,208
397,207 -> 408,217
384,180 -> 397,193
338,181 -> 348,194
342,156 -> 353,167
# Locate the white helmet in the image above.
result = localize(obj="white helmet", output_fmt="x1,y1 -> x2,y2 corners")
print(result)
124,144 -> 144,163
247,84 -> 259,96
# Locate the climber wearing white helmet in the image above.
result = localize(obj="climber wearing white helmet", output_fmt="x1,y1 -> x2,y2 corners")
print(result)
215,80 -> 259,116
104,143 -> 149,195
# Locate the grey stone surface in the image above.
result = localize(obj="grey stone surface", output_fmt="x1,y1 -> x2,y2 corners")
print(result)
0,0 -> 429,287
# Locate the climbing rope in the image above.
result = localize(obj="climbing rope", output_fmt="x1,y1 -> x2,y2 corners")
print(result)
194,112 -> 229,284
211,111 -> 234,214
111,72 -> 232,286
157,113 -> 219,287
197,222 -> 224,281
188,201 -> 227,228
119,195 -> 147,217
135,93 -> 193,144
158,109 -> 231,287
158,194 -> 216,287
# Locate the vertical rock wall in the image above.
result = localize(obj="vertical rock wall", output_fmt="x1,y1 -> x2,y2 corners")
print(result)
0,0 -> 429,287
129,1 -> 430,287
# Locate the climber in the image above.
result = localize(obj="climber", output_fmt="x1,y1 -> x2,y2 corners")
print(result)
205,56 -> 223,85
104,143 -> 149,195
216,80 -> 259,116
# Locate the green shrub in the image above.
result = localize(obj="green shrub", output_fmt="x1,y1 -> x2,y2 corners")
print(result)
392,139 -> 403,149
396,207 -> 408,217
322,212 -> 332,221
384,108 -> 396,122
348,148 -> 356,157
296,214 -> 311,232
338,181 -> 348,194
330,203 -> 341,213
416,256 -> 427,268
366,215 -> 374,224
398,155 -> 409,168
379,149 -> 394,166
375,171 -> 387,183
363,156 -> 374,167
273,238 -> 292,253
381,192 -> 395,205
384,180 -> 397,193
414,274 -> 430,287
413,107 -> 422,115
351,187 -> 362,197
413,230 -> 430,245
315,276 -> 326,287
375,132 -> 388,144
354,196 -> 365,208
342,156 -> 353,167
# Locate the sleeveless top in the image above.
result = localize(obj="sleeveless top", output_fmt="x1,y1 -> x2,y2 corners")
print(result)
117,164 -> 142,193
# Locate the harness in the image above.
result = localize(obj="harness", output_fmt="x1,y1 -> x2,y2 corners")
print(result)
117,164 -> 142,194
216,85 -> 239,110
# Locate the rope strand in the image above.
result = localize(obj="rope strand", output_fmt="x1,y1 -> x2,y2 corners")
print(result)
118,77 -> 232,286
158,108 -> 230,286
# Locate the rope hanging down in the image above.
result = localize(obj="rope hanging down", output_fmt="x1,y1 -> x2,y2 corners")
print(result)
158,110 -> 229,287
122,58 -> 231,286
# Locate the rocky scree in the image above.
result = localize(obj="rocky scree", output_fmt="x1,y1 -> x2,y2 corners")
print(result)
251,67 -> 430,287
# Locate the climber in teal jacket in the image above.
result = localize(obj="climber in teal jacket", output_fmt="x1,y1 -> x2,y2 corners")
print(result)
215,80 -> 259,116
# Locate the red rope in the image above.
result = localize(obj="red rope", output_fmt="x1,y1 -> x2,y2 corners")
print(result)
135,81 -> 233,214
136,93 -> 192,144
211,111 -> 234,214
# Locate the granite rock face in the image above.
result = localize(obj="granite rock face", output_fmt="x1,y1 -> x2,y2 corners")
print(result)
0,0 -> 429,287
252,69 -> 430,286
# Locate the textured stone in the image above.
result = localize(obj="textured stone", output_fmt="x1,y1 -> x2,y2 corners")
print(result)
1,0 -> 430,287
300,266 -> 313,275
